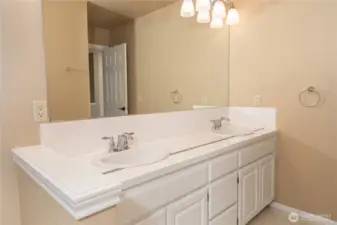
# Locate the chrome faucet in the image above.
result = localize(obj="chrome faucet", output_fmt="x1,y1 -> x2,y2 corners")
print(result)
102,132 -> 135,153
210,117 -> 230,131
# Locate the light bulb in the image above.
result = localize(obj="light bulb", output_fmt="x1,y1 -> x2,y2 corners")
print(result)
226,8 -> 240,25
196,0 -> 211,12
180,0 -> 195,18
197,10 -> 210,23
212,1 -> 226,19
210,18 -> 223,29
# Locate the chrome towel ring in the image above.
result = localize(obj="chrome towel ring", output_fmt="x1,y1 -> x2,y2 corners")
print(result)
171,90 -> 182,104
299,86 -> 321,108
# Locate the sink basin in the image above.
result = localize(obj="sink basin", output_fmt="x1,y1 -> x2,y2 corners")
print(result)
92,148 -> 170,169
215,124 -> 263,137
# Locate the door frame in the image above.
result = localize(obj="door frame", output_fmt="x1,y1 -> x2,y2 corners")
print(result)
89,44 -> 108,117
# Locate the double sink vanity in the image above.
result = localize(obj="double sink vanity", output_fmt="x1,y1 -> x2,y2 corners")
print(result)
93,117 -> 261,172
115,132 -> 275,225
12,107 -> 276,225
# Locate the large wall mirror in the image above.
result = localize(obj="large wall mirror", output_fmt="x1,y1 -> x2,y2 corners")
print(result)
42,0 -> 230,121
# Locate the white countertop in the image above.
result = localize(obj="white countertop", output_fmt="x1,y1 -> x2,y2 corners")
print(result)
12,129 -> 276,220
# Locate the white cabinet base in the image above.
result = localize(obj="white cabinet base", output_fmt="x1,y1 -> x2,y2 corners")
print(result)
238,163 -> 259,225
239,154 -> 275,225
208,172 -> 237,219
167,188 -> 208,225
119,137 -> 276,225
259,155 -> 275,209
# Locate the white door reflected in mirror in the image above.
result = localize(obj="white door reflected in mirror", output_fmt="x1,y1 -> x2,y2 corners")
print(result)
102,43 -> 128,117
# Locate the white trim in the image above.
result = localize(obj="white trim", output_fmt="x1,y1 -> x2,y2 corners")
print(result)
97,52 -> 104,117
91,51 -> 104,118
89,47 -> 105,117
270,202 -> 337,225
89,44 -> 108,53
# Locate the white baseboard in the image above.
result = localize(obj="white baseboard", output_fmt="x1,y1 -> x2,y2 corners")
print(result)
270,202 -> 337,225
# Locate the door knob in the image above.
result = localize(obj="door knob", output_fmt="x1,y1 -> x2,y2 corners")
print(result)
118,106 -> 126,111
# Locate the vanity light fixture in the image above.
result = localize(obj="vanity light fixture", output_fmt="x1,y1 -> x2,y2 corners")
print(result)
226,4 -> 240,25
212,0 -> 226,19
180,0 -> 195,18
180,0 -> 240,28
196,0 -> 211,11
197,10 -> 211,23
210,17 -> 224,29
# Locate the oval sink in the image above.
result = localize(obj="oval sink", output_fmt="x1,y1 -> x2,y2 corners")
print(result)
92,148 -> 170,169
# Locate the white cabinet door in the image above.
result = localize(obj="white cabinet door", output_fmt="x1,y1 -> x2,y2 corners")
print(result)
135,209 -> 166,225
102,43 -> 128,117
259,154 -> 275,210
208,172 -> 237,219
167,188 -> 208,225
238,163 -> 259,225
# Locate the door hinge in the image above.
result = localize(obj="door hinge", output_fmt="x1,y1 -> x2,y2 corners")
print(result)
237,177 -> 240,184
237,218 -> 239,225
207,193 -> 210,202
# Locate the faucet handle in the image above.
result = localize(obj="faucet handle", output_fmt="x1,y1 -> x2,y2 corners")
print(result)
102,136 -> 114,143
102,136 -> 115,153
102,136 -> 112,140
220,117 -> 230,122
210,119 -> 217,124
123,132 -> 135,140
210,119 -> 221,131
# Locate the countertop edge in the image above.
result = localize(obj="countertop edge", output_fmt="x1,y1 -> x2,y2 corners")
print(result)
13,155 -> 121,220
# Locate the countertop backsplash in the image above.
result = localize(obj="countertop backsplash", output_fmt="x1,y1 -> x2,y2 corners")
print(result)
40,107 -> 276,157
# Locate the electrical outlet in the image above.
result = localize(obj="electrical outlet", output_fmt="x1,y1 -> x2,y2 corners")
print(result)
33,101 -> 49,122
254,95 -> 262,106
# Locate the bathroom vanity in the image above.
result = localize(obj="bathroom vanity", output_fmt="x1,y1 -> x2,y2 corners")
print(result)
115,134 -> 275,225
13,107 -> 276,225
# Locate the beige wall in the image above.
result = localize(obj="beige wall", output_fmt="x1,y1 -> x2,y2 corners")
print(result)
88,26 -> 111,46
43,1 -> 91,121
230,0 -> 337,220
112,2 -> 230,114
1,0 -> 47,225
17,169 -> 117,225
110,22 -> 134,47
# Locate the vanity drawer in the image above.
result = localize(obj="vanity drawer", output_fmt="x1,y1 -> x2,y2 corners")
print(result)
238,137 -> 275,168
208,172 -> 237,219
210,204 -> 237,225
209,152 -> 238,182
117,163 -> 208,225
